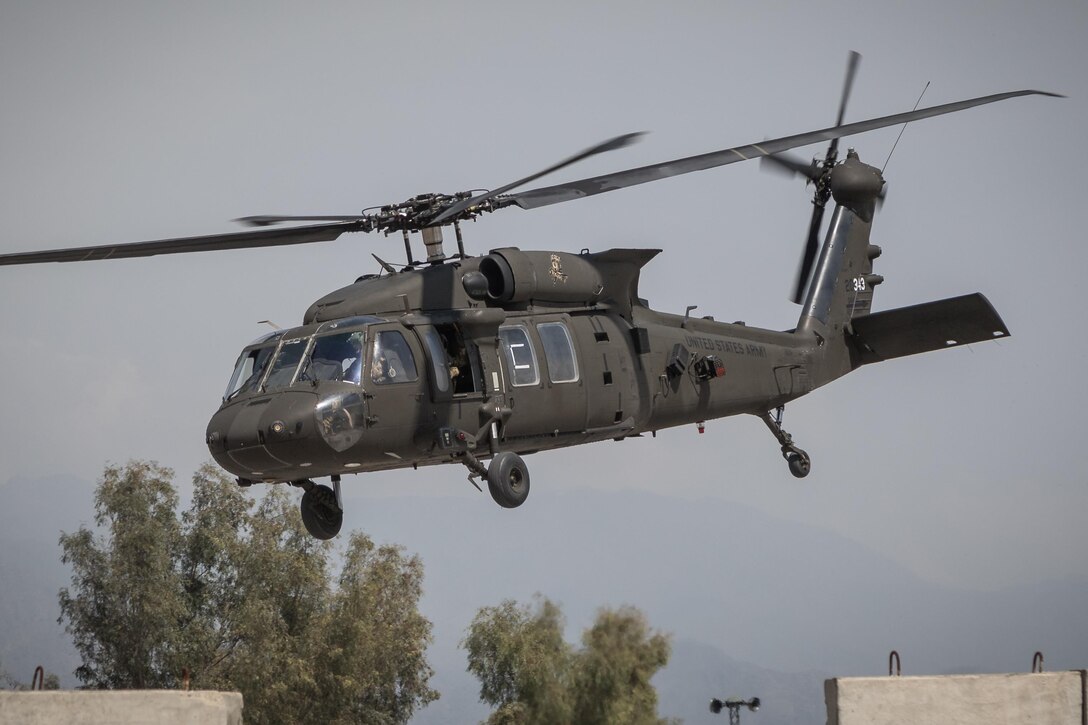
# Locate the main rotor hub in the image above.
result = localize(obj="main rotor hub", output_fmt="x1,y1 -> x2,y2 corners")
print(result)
368,191 -> 485,235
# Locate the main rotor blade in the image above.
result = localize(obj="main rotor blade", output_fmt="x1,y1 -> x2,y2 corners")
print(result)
0,221 -> 362,265
429,131 -> 646,225
236,215 -> 371,227
506,89 -> 1061,210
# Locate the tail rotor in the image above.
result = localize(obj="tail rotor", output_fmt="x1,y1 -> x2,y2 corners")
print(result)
762,51 -> 861,304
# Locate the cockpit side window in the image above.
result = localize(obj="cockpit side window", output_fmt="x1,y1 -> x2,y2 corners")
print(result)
262,339 -> 308,390
371,330 -> 419,385
299,331 -> 365,385
224,345 -> 275,400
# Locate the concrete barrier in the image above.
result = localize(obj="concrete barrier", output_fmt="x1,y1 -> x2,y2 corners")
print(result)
825,671 -> 1086,725
0,690 -> 243,725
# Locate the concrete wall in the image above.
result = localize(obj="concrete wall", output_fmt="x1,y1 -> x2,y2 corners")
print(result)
826,671 -> 1086,725
0,690 -> 243,725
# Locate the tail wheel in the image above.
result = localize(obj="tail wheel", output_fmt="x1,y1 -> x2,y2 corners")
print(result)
301,483 -> 343,539
487,452 -> 530,508
786,451 -> 811,479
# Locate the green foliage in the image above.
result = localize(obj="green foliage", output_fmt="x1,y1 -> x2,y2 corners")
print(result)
1,657 -> 58,690
570,607 -> 672,725
464,598 -> 571,724
464,598 -> 673,725
1,659 -> 61,691
306,533 -> 436,724
58,460 -> 437,724
58,461 -> 185,689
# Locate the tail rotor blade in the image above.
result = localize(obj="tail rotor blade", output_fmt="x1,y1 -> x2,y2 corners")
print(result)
761,152 -> 821,182
791,51 -> 859,305
791,203 -> 825,304
827,51 -> 861,161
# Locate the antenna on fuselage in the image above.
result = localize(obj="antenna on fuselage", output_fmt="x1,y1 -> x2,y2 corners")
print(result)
372,254 -> 397,275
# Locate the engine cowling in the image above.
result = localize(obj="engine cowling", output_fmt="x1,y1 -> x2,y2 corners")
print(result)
476,248 -> 606,304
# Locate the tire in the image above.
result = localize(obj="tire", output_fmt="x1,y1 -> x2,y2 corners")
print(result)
300,484 -> 344,539
786,452 -> 811,479
487,451 -> 530,508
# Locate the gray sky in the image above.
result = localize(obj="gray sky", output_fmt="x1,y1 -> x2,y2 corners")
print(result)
1,0 -> 1084,601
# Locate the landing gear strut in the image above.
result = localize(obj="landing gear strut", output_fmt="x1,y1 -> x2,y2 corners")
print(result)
758,406 -> 811,479
295,476 -> 344,540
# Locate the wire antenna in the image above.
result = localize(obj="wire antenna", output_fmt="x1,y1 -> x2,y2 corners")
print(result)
882,81 -> 931,174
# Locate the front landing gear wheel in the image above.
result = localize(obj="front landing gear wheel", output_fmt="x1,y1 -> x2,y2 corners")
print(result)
300,484 -> 343,540
786,450 -> 811,479
487,452 -> 530,508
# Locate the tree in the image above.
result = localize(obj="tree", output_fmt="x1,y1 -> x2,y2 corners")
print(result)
464,598 -> 673,725
306,533 -> 437,723
464,598 -> 572,724
58,460 -> 437,724
569,606 -> 671,725
58,461 -> 186,689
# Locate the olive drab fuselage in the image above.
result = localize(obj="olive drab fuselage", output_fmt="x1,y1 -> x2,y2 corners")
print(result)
205,247 -> 818,485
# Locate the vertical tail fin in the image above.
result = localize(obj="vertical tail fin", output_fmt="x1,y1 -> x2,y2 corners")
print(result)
797,151 -> 885,338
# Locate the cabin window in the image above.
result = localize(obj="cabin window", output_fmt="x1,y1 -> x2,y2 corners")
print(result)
371,330 -> 419,385
224,345 -> 276,400
300,331 -> 364,384
263,339 -> 309,390
498,326 -> 540,387
536,321 -> 579,383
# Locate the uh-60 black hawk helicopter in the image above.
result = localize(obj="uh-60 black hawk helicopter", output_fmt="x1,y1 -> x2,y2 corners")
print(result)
0,56 -> 1059,539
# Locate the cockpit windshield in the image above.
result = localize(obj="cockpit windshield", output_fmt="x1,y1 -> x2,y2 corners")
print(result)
263,338 -> 309,390
298,331 -> 364,384
223,325 -> 372,400
224,345 -> 276,400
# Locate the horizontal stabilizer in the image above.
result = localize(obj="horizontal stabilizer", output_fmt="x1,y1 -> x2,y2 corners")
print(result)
849,293 -> 1010,366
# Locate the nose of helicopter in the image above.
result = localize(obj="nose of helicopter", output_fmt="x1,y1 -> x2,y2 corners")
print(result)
206,388 -> 366,482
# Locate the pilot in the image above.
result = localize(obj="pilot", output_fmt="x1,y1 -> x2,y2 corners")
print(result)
341,333 -> 363,384
370,347 -> 406,383
309,334 -> 363,383
371,351 -> 388,382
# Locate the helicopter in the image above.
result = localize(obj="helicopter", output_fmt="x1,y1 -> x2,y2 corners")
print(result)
0,56 -> 1058,539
